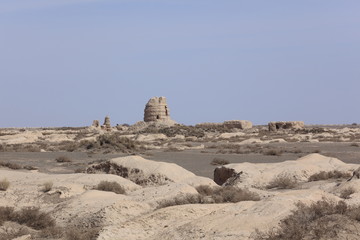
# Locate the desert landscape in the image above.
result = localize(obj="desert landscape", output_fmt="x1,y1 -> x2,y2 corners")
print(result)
1,97 -> 360,240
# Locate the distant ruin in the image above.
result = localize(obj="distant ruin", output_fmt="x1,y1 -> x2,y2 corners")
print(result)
102,116 -> 111,130
91,116 -> 111,131
196,120 -> 253,130
268,121 -> 305,131
144,97 -> 171,122
92,120 -> 100,128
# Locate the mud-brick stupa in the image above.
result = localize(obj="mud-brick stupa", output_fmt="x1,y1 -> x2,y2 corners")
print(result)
144,97 -> 171,122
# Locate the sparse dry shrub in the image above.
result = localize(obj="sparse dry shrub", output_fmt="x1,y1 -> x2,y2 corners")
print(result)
42,181 -> 53,192
95,181 -> 125,194
10,207 -> 55,230
0,206 -> 14,225
23,165 -> 38,170
0,161 -> 22,170
212,186 -> 261,203
55,156 -> 72,163
267,174 -> 297,189
157,194 -> 204,209
308,170 -> 352,182
254,198 -> 351,240
195,185 -> 214,196
38,226 -> 64,239
350,143 -> 360,147
263,149 -> 283,156
164,146 -> 183,152
80,133 -> 142,153
65,227 -> 100,240
158,185 -> 260,209
74,168 -> 86,173
340,187 -> 355,199
0,178 -> 10,191
211,158 -> 230,166
59,141 -> 78,152
312,149 -> 321,153
0,227 -> 30,240
156,125 -> 206,138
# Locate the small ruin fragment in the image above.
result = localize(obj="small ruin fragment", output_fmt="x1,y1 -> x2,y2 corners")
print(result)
144,97 -> 171,122
92,120 -> 100,128
223,120 -> 253,129
102,116 -> 111,131
196,120 -> 253,130
268,121 -> 305,131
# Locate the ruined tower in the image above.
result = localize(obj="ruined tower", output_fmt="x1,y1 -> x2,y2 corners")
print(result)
144,97 -> 171,122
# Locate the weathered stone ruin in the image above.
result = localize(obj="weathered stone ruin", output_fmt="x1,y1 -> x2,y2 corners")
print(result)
214,166 -> 237,185
144,97 -> 171,122
223,120 -> 253,129
92,120 -> 100,128
195,122 -> 223,128
101,116 -> 111,131
196,120 -> 253,130
268,121 -> 305,131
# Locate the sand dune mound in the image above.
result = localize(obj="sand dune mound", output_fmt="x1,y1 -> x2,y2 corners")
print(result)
87,155 -> 216,187
214,154 -> 359,187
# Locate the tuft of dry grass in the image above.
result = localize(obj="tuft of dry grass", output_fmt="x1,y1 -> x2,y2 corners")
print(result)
8,207 -> 55,230
42,181 -> 53,193
211,158 -> 230,166
254,198 -> 360,240
350,143 -> 360,147
308,170 -> 352,182
0,178 -> 10,191
157,185 -> 260,209
0,206 -> 100,239
95,181 -> 126,194
65,227 -> 100,240
55,156 -> 72,163
340,187 -> 356,199
263,149 -> 283,156
74,167 -> 86,173
266,174 -> 297,189
0,161 -> 22,170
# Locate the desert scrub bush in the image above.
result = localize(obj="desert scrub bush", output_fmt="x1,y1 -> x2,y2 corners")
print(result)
0,161 -> 22,169
266,174 -> 297,189
350,142 -> 360,147
74,167 -> 86,173
211,186 -> 260,203
312,149 -> 321,153
65,227 -> 100,240
42,181 -> 53,192
263,149 -> 283,156
5,207 -> 55,230
340,187 -> 356,199
157,185 -> 260,209
156,124 -> 206,138
308,170 -> 352,182
23,165 -> 38,170
0,206 -> 14,224
254,198 -> 358,240
0,178 -> 10,191
55,155 -> 72,163
198,185 -> 260,203
95,181 -> 126,194
81,133 -> 142,153
210,157 -> 230,166
157,193 -> 204,209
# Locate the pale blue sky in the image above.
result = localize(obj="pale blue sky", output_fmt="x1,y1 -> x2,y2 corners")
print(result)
0,0 -> 359,127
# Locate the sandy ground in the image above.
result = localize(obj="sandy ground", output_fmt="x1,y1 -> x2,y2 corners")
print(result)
1,142 -> 360,178
1,125 -> 360,239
